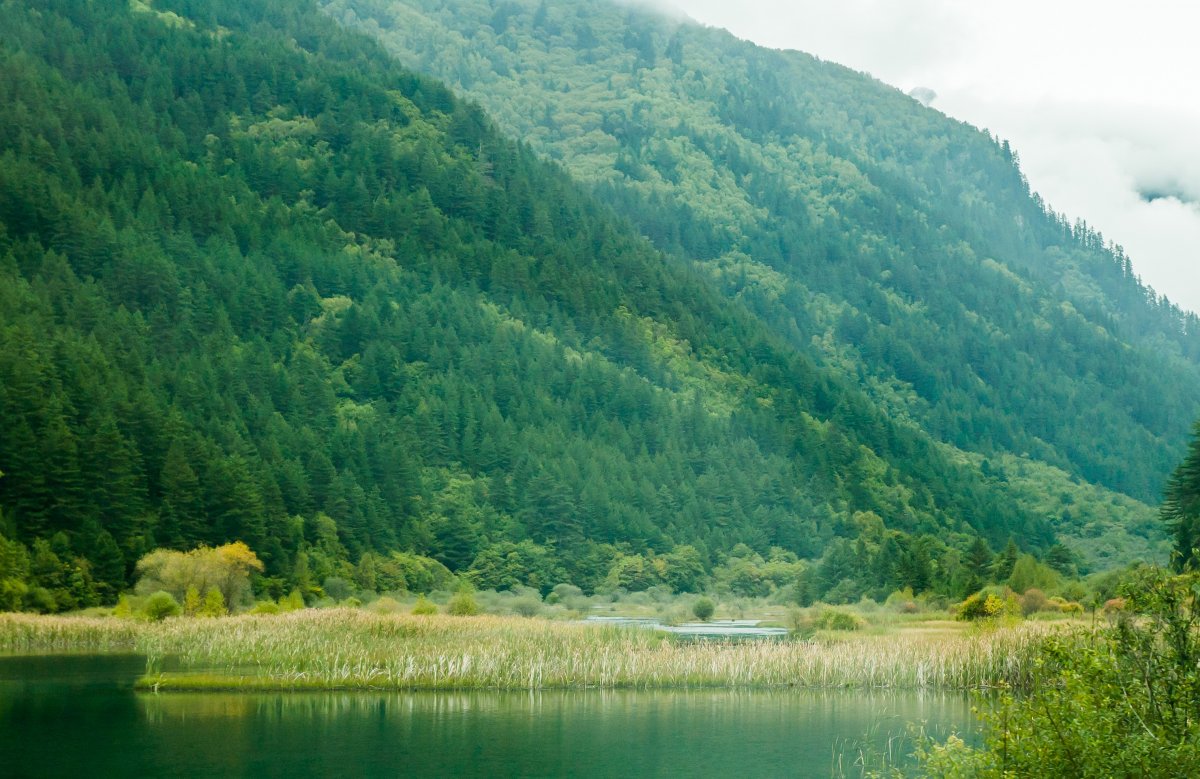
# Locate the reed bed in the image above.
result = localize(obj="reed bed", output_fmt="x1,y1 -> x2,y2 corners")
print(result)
0,610 -> 1050,692
0,613 -> 144,653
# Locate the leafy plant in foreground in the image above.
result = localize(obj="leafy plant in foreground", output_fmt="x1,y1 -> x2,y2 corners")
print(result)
917,568 -> 1200,777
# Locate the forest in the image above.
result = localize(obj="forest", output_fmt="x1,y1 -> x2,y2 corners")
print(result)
330,0 -> 1200,546
0,0 -> 1194,612
329,0 -> 1200,509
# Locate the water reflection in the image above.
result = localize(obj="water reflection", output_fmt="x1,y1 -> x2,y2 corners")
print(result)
2,655 -> 974,778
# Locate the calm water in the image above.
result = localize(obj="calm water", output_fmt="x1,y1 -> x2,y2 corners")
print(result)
0,655 -> 974,778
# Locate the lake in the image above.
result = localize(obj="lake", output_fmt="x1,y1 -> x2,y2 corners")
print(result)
0,654 -> 974,777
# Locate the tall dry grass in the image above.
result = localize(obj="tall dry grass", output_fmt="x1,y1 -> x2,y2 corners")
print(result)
0,610 -> 1049,692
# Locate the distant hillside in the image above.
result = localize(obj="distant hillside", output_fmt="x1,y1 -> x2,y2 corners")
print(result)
0,0 -> 1101,610
328,0 -> 1200,514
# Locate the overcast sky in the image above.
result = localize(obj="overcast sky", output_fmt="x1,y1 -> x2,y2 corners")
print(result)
661,0 -> 1200,315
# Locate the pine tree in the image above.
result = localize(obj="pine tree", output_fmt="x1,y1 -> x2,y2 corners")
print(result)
966,537 -> 993,580
86,413 -> 148,545
158,439 -> 205,548
1162,420 -> 1200,570
84,524 -> 126,601
991,538 -> 1020,582
41,398 -> 87,535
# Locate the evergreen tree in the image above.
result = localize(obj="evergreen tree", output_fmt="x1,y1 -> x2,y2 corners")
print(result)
991,538 -> 1020,582
158,440 -> 205,549
1162,420 -> 1200,570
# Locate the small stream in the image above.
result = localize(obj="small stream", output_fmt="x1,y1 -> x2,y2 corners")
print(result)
582,615 -> 791,639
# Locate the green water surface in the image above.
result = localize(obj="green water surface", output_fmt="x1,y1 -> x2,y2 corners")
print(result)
0,654 -> 973,777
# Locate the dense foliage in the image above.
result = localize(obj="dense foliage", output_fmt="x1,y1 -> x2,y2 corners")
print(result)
329,0 -> 1199,526
918,569 -> 1200,777
0,0 -> 1185,607
0,0 -> 1081,609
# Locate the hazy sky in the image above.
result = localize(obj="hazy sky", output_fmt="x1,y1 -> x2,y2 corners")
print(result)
662,0 -> 1200,315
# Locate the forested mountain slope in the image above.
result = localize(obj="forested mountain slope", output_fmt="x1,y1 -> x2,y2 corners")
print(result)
0,0 -> 1090,609
327,0 -> 1200,510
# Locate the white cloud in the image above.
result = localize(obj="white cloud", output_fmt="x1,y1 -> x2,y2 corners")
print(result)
663,0 -> 1200,314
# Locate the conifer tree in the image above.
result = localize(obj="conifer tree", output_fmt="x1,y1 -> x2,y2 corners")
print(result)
1162,420 -> 1200,570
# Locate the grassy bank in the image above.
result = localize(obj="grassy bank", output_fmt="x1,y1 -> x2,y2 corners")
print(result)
0,610 -> 1050,692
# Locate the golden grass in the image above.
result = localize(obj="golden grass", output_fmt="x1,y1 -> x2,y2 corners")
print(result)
0,610 -> 1052,692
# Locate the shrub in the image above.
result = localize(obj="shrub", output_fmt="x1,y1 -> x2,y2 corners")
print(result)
199,587 -> 227,617
27,587 -> 57,614
249,601 -> 280,615
885,589 -> 920,614
1007,554 -> 1059,594
787,607 -> 813,635
447,591 -> 480,616
0,578 -> 28,612
369,596 -> 404,615
183,586 -> 202,616
279,588 -> 305,612
410,595 -> 437,615
692,597 -> 715,621
1018,588 -> 1048,616
140,591 -> 181,621
815,608 -> 864,631
323,577 -> 354,602
923,569 -> 1200,777
511,596 -> 542,617
551,583 -> 583,600
957,591 -> 1017,621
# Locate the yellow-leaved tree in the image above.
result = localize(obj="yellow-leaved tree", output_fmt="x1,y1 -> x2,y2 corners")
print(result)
134,542 -> 264,611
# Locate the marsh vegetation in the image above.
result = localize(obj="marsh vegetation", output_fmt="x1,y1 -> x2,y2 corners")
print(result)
0,607 -> 1051,693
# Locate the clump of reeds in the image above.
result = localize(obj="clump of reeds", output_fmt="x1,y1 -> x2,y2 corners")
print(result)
0,613 -> 144,653
0,610 -> 1051,692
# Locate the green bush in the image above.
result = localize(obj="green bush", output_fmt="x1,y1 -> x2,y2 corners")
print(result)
692,597 -> 716,621
815,608 -> 864,631
322,577 -> 354,602
921,569 -> 1200,777
447,591 -> 479,616
278,588 -> 305,612
410,595 -> 438,615
369,596 -> 404,615
140,590 -> 181,621
199,587 -> 227,617
0,578 -> 28,612
511,596 -> 541,617
885,587 -> 919,614
249,601 -> 280,615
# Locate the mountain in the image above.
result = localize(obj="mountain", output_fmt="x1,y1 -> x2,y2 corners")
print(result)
325,0 -> 1200,550
0,0 -> 1183,610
